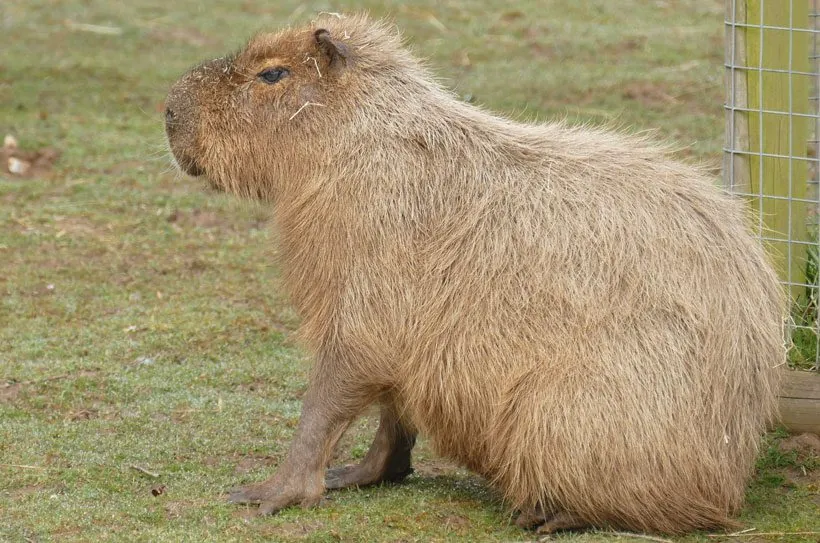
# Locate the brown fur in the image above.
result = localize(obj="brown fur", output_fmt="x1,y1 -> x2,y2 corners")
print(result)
165,14 -> 786,534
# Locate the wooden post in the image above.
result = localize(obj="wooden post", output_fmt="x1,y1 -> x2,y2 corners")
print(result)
778,369 -> 820,433
728,1 -> 812,298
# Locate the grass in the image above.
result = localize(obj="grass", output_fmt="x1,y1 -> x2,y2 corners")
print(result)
789,239 -> 819,370
1,0 -> 818,541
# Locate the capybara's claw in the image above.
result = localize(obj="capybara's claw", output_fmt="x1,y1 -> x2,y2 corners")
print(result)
324,465 -> 360,489
516,506 -> 586,534
257,497 -> 288,516
229,475 -> 325,515
325,463 -> 414,490
227,484 -> 268,504
534,512 -> 586,534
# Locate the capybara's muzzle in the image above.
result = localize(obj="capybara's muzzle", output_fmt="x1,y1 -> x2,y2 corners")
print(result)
164,67 -> 212,178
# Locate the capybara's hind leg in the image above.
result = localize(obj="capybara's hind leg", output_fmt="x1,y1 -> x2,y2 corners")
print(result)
325,402 -> 416,489
516,505 -> 587,534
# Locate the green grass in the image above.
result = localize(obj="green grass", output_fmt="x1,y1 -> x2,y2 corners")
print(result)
789,239 -> 819,370
2,0 -> 818,541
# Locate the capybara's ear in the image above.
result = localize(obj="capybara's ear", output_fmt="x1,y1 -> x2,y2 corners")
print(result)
314,29 -> 349,70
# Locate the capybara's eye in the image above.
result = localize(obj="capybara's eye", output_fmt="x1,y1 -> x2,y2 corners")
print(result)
258,68 -> 289,85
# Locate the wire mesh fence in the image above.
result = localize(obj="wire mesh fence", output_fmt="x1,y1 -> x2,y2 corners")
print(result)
724,0 -> 820,371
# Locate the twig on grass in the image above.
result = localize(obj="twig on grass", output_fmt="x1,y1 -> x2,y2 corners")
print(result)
0,463 -> 50,470
1,373 -> 71,389
706,532 -> 820,538
129,464 -> 160,478
597,531 -> 674,543
65,21 -> 123,35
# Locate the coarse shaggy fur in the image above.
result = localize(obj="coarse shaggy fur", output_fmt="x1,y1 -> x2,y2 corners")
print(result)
165,14 -> 786,534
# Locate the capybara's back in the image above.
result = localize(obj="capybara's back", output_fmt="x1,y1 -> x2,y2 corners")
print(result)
165,14 -> 786,534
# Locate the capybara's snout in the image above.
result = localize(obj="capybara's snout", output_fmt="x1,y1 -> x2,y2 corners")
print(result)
165,60 -> 228,178
165,76 -> 203,176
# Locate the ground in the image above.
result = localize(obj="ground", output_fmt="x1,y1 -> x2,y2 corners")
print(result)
1,0 -> 818,541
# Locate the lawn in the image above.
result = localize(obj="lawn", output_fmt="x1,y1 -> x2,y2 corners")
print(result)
1,0 -> 818,541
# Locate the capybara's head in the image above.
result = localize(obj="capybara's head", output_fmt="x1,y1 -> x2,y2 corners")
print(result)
165,14 -> 420,200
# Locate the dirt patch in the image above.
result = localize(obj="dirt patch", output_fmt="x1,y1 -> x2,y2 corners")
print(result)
777,433 -> 820,497
612,37 -> 647,55
67,408 -> 99,421
231,506 -> 329,533
186,258 -> 209,272
555,79 -> 720,117
1,370 -> 100,404
167,209 -> 228,230
165,205 -> 270,234
621,81 -> 680,108
784,465 -> 820,490
163,499 -> 211,519
103,160 -> 146,176
0,383 -> 21,403
235,377 -> 287,395
779,433 -> 820,459
201,456 -> 222,468
8,483 -> 47,499
234,454 -> 279,475
519,25 -> 647,63
529,38 -> 647,62
2,134 -> 60,178
499,10 -> 525,22
49,524 -> 84,538
441,514 -> 471,531
53,216 -> 107,241
257,519 -> 327,538
415,458 -> 462,478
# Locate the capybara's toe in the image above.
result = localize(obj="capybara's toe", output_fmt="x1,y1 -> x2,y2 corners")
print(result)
325,465 -> 360,489
227,484 -> 269,504
534,511 -> 587,534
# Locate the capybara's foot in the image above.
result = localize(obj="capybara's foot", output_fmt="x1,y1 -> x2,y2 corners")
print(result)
325,462 -> 414,489
515,504 -> 546,530
325,464 -> 368,489
536,511 -> 586,534
516,506 -> 587,534
228,476 -> 323,515
326,402 -> 416,490
228,482 -> 268,504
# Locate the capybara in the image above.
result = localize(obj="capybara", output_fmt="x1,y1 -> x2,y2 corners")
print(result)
164,14 -> 785,534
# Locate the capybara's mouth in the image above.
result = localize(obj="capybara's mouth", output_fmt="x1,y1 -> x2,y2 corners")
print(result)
186,162 -> 205,177
174,153 -> 205,177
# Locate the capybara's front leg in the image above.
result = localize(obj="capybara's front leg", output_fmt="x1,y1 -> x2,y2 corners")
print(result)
325,401 -> 416,490
228,368 -> 365,515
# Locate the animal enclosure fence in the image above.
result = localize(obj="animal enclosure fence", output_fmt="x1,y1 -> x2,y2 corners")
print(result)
724,0 -> 820,372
